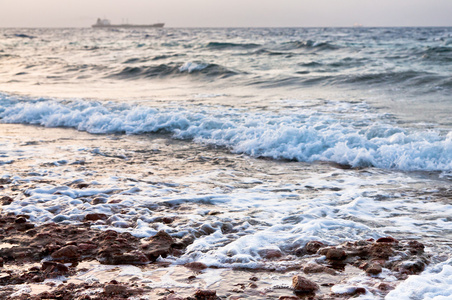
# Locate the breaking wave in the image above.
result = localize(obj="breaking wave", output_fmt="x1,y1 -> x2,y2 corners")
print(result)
1,96 -> 451,172
109,62 -> 238,79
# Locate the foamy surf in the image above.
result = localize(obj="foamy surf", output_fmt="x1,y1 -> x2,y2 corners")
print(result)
1,96 -> 451,172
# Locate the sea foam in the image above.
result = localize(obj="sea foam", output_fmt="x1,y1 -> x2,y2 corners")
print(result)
0,96 -> 451,172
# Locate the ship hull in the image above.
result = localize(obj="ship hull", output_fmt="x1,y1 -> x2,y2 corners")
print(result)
92,23 -> 164,28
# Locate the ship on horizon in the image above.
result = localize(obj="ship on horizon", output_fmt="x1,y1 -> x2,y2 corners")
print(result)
92,18 -> 164,29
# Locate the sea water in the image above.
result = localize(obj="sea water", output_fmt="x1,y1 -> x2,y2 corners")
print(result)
0,27 -> 451,298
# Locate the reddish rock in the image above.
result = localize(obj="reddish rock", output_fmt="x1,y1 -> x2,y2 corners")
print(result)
92,197 -> 107,205
258,249 -> 282,259
292,275 -> 319,293
279,296 -> 299,300
351,287 -> 366,295
84,213 -> 108,222
14,217 -> 27,224
303,263 -> 325,274
185,262 -> 208,271
51,245 -> 80,261
98,247 -> 149,265
74,183 -> 90,189
0,257 -> 3,267
369,243 -> 394,259
104,284 -> 127,296
396,260 -> 425,275
305,241 -> 325,254
366,263 -> 383,275
376,282 -> 394,291
193,289 -> 217,300
376,236 -> 398,243
408,241 -> 425,254
303,263 -> 336,275
108,199 -> 122,204
142,230 -> 175,261
78,243 -> 98,251
41,261 -> 69,273
162,216 -> 174,224
0,196 -> 13,205
163,294 -> 186,300
326,249 -> 347,260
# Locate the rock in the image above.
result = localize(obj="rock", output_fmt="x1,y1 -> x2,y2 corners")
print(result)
108,199 -> 122,204
376,282 -> 394,291
326,249 -> 347,260
303,263 -> 325,273
193,290 -> 215,299
279,296 -> 299,300
92,197 -> 108,205
115,250 -> 150,265
78,243 -> 98,251
84,213 -> 108,222
51,245 -> 80,261
292,275 -> 319,293
41,261 -> 69,273
104,284 -> 127,296
142,230 -> 175,261
303,263 -> 336,275
193,289 -> 217,300
369,243 -> 394,259
0,196 -> 13,205
258,249 -> 282,259
366,263 -> 382,275
14,217 -> 27,224
162,216 -> 174,224
199,224 -> 216,235
376,237 -> 398,243
185,262 -> 208,271
163,294 -> 185,300
351,287 -> 366,295
408,241 -> 425,254
0,257 -> 3,267
305,241 -> 325,254
74,183 -> 90,189
396,260 -> 425,275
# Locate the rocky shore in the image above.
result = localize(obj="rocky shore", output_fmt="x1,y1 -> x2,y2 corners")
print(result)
0,123 -> 449,299
0,212 -> 430,299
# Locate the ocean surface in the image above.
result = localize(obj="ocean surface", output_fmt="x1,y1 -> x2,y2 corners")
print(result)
1,27 -> 452,298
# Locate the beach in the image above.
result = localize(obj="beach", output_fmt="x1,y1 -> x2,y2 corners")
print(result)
0,27 -> 452,299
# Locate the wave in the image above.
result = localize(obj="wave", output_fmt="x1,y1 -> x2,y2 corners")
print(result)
420,46 -> 452,63
109,62 -> 238,79
1,96 -> 451,172
280,40 -> 339,51
251,49 -> 293,56
205,42 -> 261,50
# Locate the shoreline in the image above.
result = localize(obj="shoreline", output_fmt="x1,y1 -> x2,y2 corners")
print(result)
0,123 -> 451,299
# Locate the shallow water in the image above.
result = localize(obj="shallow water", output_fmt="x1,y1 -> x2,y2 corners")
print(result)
0,27 -> 451,299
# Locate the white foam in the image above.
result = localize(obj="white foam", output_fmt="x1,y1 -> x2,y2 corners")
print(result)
1,97 -> 451,172
179,62 -> 208,73
386,258 -> 452,300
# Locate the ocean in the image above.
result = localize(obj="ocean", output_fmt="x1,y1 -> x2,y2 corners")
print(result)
0,27 -> 451,298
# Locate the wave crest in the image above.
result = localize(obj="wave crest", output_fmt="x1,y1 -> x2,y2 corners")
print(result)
1,97 -> 451,172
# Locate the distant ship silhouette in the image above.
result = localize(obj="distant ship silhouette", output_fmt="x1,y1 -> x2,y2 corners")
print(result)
92,18 -> 164,28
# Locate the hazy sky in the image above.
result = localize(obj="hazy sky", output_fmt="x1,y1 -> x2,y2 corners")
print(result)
1,0 -> 451,28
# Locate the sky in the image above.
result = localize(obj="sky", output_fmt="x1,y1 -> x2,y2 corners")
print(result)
0,0 -> 451,28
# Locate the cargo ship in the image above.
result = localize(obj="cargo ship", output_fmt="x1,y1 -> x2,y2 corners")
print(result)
92,18 -> 164,28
